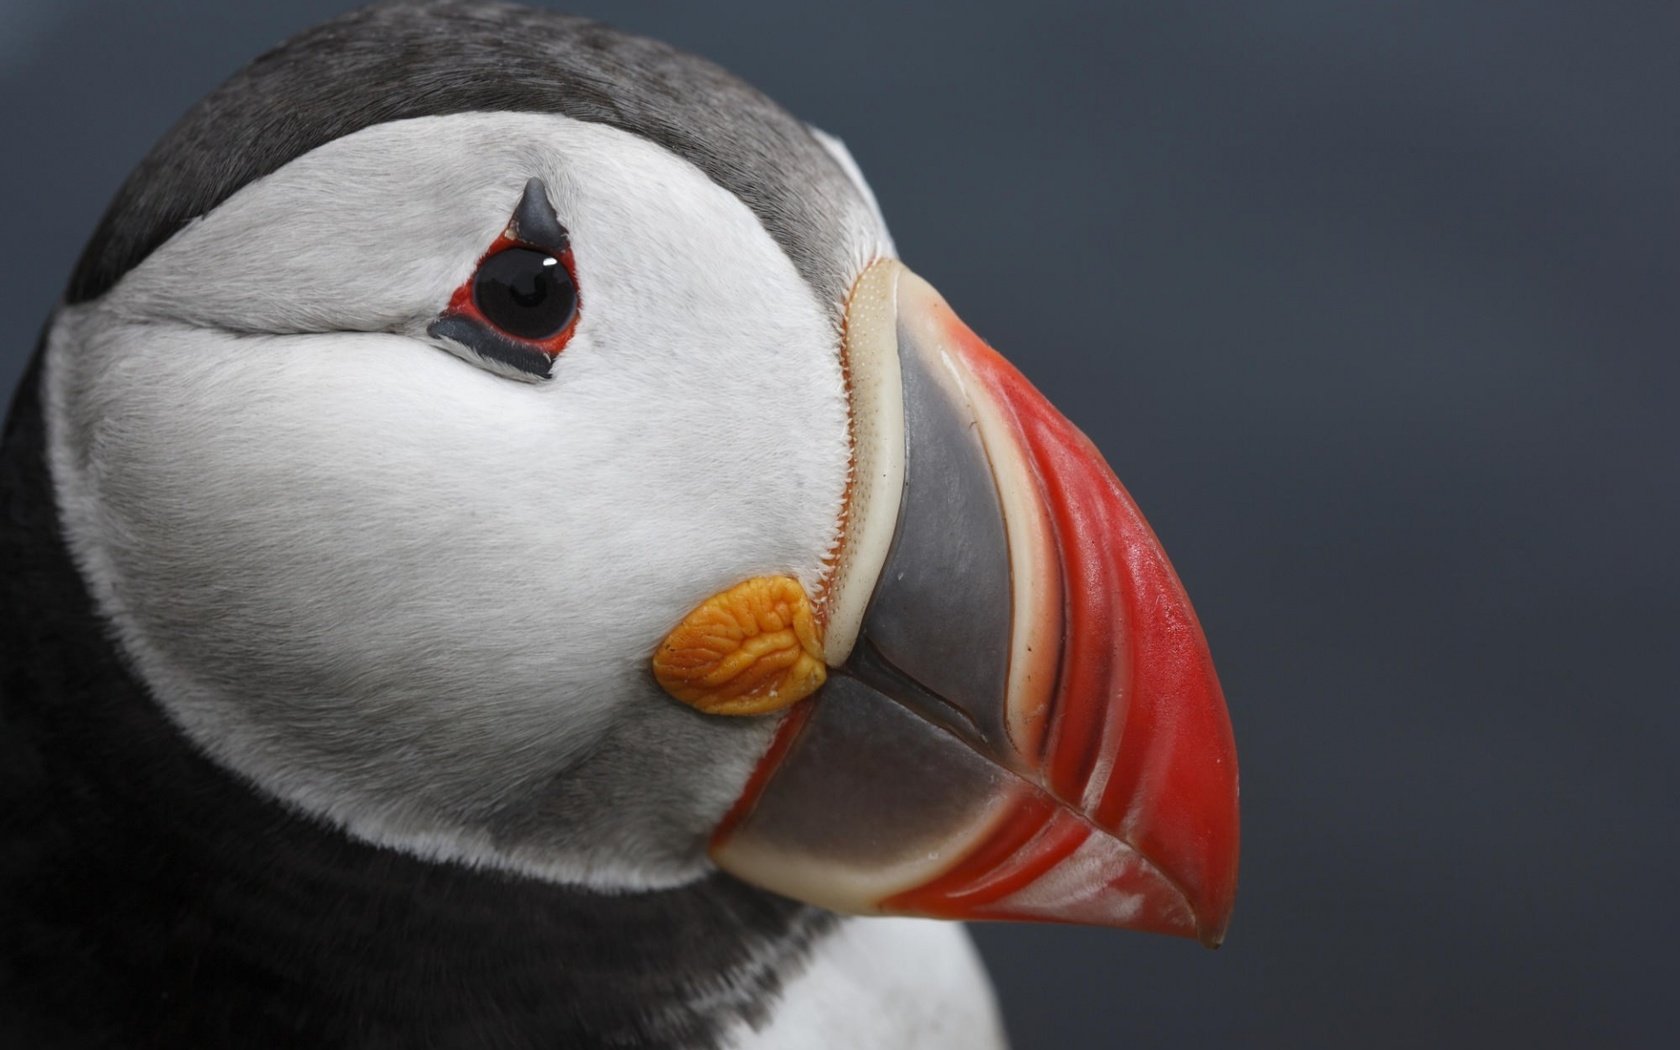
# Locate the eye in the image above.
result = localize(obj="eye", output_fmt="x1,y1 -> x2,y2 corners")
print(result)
427,178 -> 581,381
474,247 -> 577,341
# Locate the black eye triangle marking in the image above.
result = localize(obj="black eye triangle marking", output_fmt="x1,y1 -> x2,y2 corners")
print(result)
427,315 -> 556,381
507,178 -> 570,255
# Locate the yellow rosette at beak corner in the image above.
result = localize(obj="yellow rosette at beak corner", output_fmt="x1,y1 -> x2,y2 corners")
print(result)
653,576 -> 827,717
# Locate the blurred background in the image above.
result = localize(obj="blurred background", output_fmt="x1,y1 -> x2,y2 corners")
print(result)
3,2 -> 1675,1046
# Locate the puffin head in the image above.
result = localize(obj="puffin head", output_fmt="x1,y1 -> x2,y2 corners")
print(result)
44,0 -> 1237,945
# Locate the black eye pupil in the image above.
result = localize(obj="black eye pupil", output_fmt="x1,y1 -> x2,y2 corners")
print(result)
473,247 -> 577,341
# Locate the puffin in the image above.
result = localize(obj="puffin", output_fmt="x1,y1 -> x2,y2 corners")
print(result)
0,2 -> 1240,1047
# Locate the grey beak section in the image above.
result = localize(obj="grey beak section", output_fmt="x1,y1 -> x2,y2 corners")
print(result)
706,272 -> 1028,909
838,314 -> 1015,756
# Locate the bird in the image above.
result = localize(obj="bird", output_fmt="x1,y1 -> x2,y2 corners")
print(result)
0,2 -> 1239,1047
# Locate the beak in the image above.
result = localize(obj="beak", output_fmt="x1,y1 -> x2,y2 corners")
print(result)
708,261 -> 1239,946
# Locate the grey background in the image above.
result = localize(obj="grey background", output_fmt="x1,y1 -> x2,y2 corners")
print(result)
3,1 -> 1676,1046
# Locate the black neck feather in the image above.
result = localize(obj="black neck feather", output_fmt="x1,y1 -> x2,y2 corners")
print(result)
0,349 -> 831,1049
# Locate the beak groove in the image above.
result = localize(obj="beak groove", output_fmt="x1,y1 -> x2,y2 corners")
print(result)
710,261 -> 1239,947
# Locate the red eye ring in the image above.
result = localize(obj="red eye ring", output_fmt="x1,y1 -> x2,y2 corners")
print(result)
444,231 -> 580,353
428,178 -> 580,380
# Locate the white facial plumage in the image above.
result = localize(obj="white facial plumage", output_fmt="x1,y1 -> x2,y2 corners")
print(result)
45,111 -> 889,889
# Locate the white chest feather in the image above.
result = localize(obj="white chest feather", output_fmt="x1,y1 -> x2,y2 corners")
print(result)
728,919 -> 1007,1050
